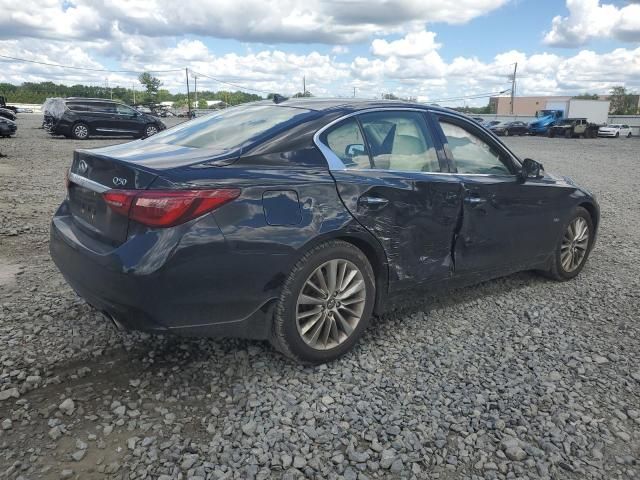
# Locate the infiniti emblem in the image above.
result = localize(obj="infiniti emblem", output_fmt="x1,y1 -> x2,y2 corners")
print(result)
113,177 -> 127,186
78,160 -> 88,173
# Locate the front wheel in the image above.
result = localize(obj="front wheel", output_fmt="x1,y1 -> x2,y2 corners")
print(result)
143,124 -> 159,137
565,129 -> 572,139
504,130 -> 509,136
271,240 -> 375,364
627,132 -> 632,138
543,207 -> 594,281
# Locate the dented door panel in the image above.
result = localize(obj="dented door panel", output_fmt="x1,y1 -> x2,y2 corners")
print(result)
331,169 -> 463,292
452,174 -> 580,281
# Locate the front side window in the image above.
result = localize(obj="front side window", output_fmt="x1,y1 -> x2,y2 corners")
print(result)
116,104 -> 136,115
358,111 -> 440,172
438,119 -> 512,175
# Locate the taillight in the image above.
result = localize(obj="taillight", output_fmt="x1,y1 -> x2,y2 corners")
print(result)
102,189 -> 240,228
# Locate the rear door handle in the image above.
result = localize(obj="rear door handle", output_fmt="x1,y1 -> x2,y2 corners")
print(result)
464,196 -> 487,206
358,196 -> 389,208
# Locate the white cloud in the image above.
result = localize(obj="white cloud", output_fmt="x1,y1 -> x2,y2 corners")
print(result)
371,30 -> 441,58
0,0 -> 509,45
544,0 -> 640,47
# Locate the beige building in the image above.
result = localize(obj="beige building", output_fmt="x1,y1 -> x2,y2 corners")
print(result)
489,96 -> 572,115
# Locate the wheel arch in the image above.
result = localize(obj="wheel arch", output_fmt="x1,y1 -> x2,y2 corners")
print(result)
578,201 -> 599,231
334,233 -> 389,315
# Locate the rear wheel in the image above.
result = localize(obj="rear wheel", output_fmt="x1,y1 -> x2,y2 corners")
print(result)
548,130 -> 555,138
271,240 -> 375,364
72,122 -> 89,140
615,132 -> 620,138
543,207 -> 594,281
565,129 -> 572,139
627,132 -> 632,138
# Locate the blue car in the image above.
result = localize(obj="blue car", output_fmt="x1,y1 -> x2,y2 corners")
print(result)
50,99 -> 599,364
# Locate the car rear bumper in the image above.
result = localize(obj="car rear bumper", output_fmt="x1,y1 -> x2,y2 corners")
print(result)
49,203 -> 275,339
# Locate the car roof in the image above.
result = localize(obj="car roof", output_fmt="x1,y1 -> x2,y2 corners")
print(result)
254,97 -> 457,115
65,97 -> 123,104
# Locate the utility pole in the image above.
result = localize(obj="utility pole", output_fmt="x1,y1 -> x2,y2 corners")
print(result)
185,68 -> 192,118
132,82 -> 136,104
194,74 -> 198,107
353,87 -> 356,98
510,62 -> 518,115
303,75 -> 306,96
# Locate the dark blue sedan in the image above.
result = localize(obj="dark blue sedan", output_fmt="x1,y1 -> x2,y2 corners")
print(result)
50,99 -> 599,364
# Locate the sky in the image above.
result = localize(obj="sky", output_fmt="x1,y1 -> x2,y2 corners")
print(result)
0,0 -> 639,106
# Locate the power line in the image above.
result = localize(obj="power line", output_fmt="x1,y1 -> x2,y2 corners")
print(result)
0,54 -> 183,74
429,89 -> 510,103
189,69 -> 272,95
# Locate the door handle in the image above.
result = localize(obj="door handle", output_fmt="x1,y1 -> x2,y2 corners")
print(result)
464,196 -> 487,206
358,196 -> 389,208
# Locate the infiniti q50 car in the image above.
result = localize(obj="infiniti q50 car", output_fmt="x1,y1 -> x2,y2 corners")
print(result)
50,99 -> 599,364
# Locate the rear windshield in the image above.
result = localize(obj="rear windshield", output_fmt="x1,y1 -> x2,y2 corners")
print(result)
148,103 -> 316,150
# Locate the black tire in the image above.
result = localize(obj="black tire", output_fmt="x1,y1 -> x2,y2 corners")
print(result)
548,130 -> 555,138
271,240 -> 375,364
615,132 -> 619,138
627,132 -> 632,138
504,129 -> 509,137
564,129 -> 572,139
543,207 -> 594,281
71,122 -> 89,140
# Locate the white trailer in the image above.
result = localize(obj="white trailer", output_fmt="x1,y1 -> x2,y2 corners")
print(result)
566,100 -> 610,125
543,99 -> 610,125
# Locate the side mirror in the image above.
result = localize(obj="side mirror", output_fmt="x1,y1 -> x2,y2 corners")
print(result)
345,143 -> 365,157
519,158 -> 543,181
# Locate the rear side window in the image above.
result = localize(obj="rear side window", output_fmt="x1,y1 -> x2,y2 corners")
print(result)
324,119 -> 371,168
67,103 -> 88,112
438,119 -> 512,175
148,104 -> 315,150
358,111 -> 440,172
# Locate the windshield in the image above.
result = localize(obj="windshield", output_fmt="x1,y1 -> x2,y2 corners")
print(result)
147,103 -> 316,150
608,124 -> 621,128
537,110 -> 557,117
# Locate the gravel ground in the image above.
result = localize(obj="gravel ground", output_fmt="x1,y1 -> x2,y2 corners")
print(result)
0,114 -> 639,480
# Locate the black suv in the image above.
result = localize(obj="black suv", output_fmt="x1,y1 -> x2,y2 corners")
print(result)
43,98 -> 166,140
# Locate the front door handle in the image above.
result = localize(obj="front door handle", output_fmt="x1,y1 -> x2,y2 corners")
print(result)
358,196 -> 389,208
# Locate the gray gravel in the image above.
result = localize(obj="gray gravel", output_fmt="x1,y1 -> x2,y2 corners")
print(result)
1,114 -> 639,479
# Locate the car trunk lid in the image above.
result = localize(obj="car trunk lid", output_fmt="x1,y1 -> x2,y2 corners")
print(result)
67,150 -> 158,246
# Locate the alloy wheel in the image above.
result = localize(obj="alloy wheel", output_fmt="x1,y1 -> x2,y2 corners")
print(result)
560,217 -> 590,272
295,259 -> 366,350
74,124 -> 88,139
145,125 -> 158,136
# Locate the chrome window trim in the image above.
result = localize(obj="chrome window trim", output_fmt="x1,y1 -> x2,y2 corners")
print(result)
68,172 -> 110,193
312,107 -> 519,178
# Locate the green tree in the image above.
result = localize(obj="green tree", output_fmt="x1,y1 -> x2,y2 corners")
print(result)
293,91 -> 312,98
609,86 -> 639,115
574,93 -> 599,100
198,99 -> 208,109
138,72 -> 162,101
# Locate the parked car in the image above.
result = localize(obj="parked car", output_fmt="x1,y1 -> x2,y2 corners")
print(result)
471,117 -> 485,123
50,99 -> 599,364
490,121 -> 528,136
43,98 -> 166,140
0,107 -> 16,121
598,124 -> 632,138
0,117 -> 17,137
0,96 -> 18,114
16,107 -> 34,113
548,118 -> 599,138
